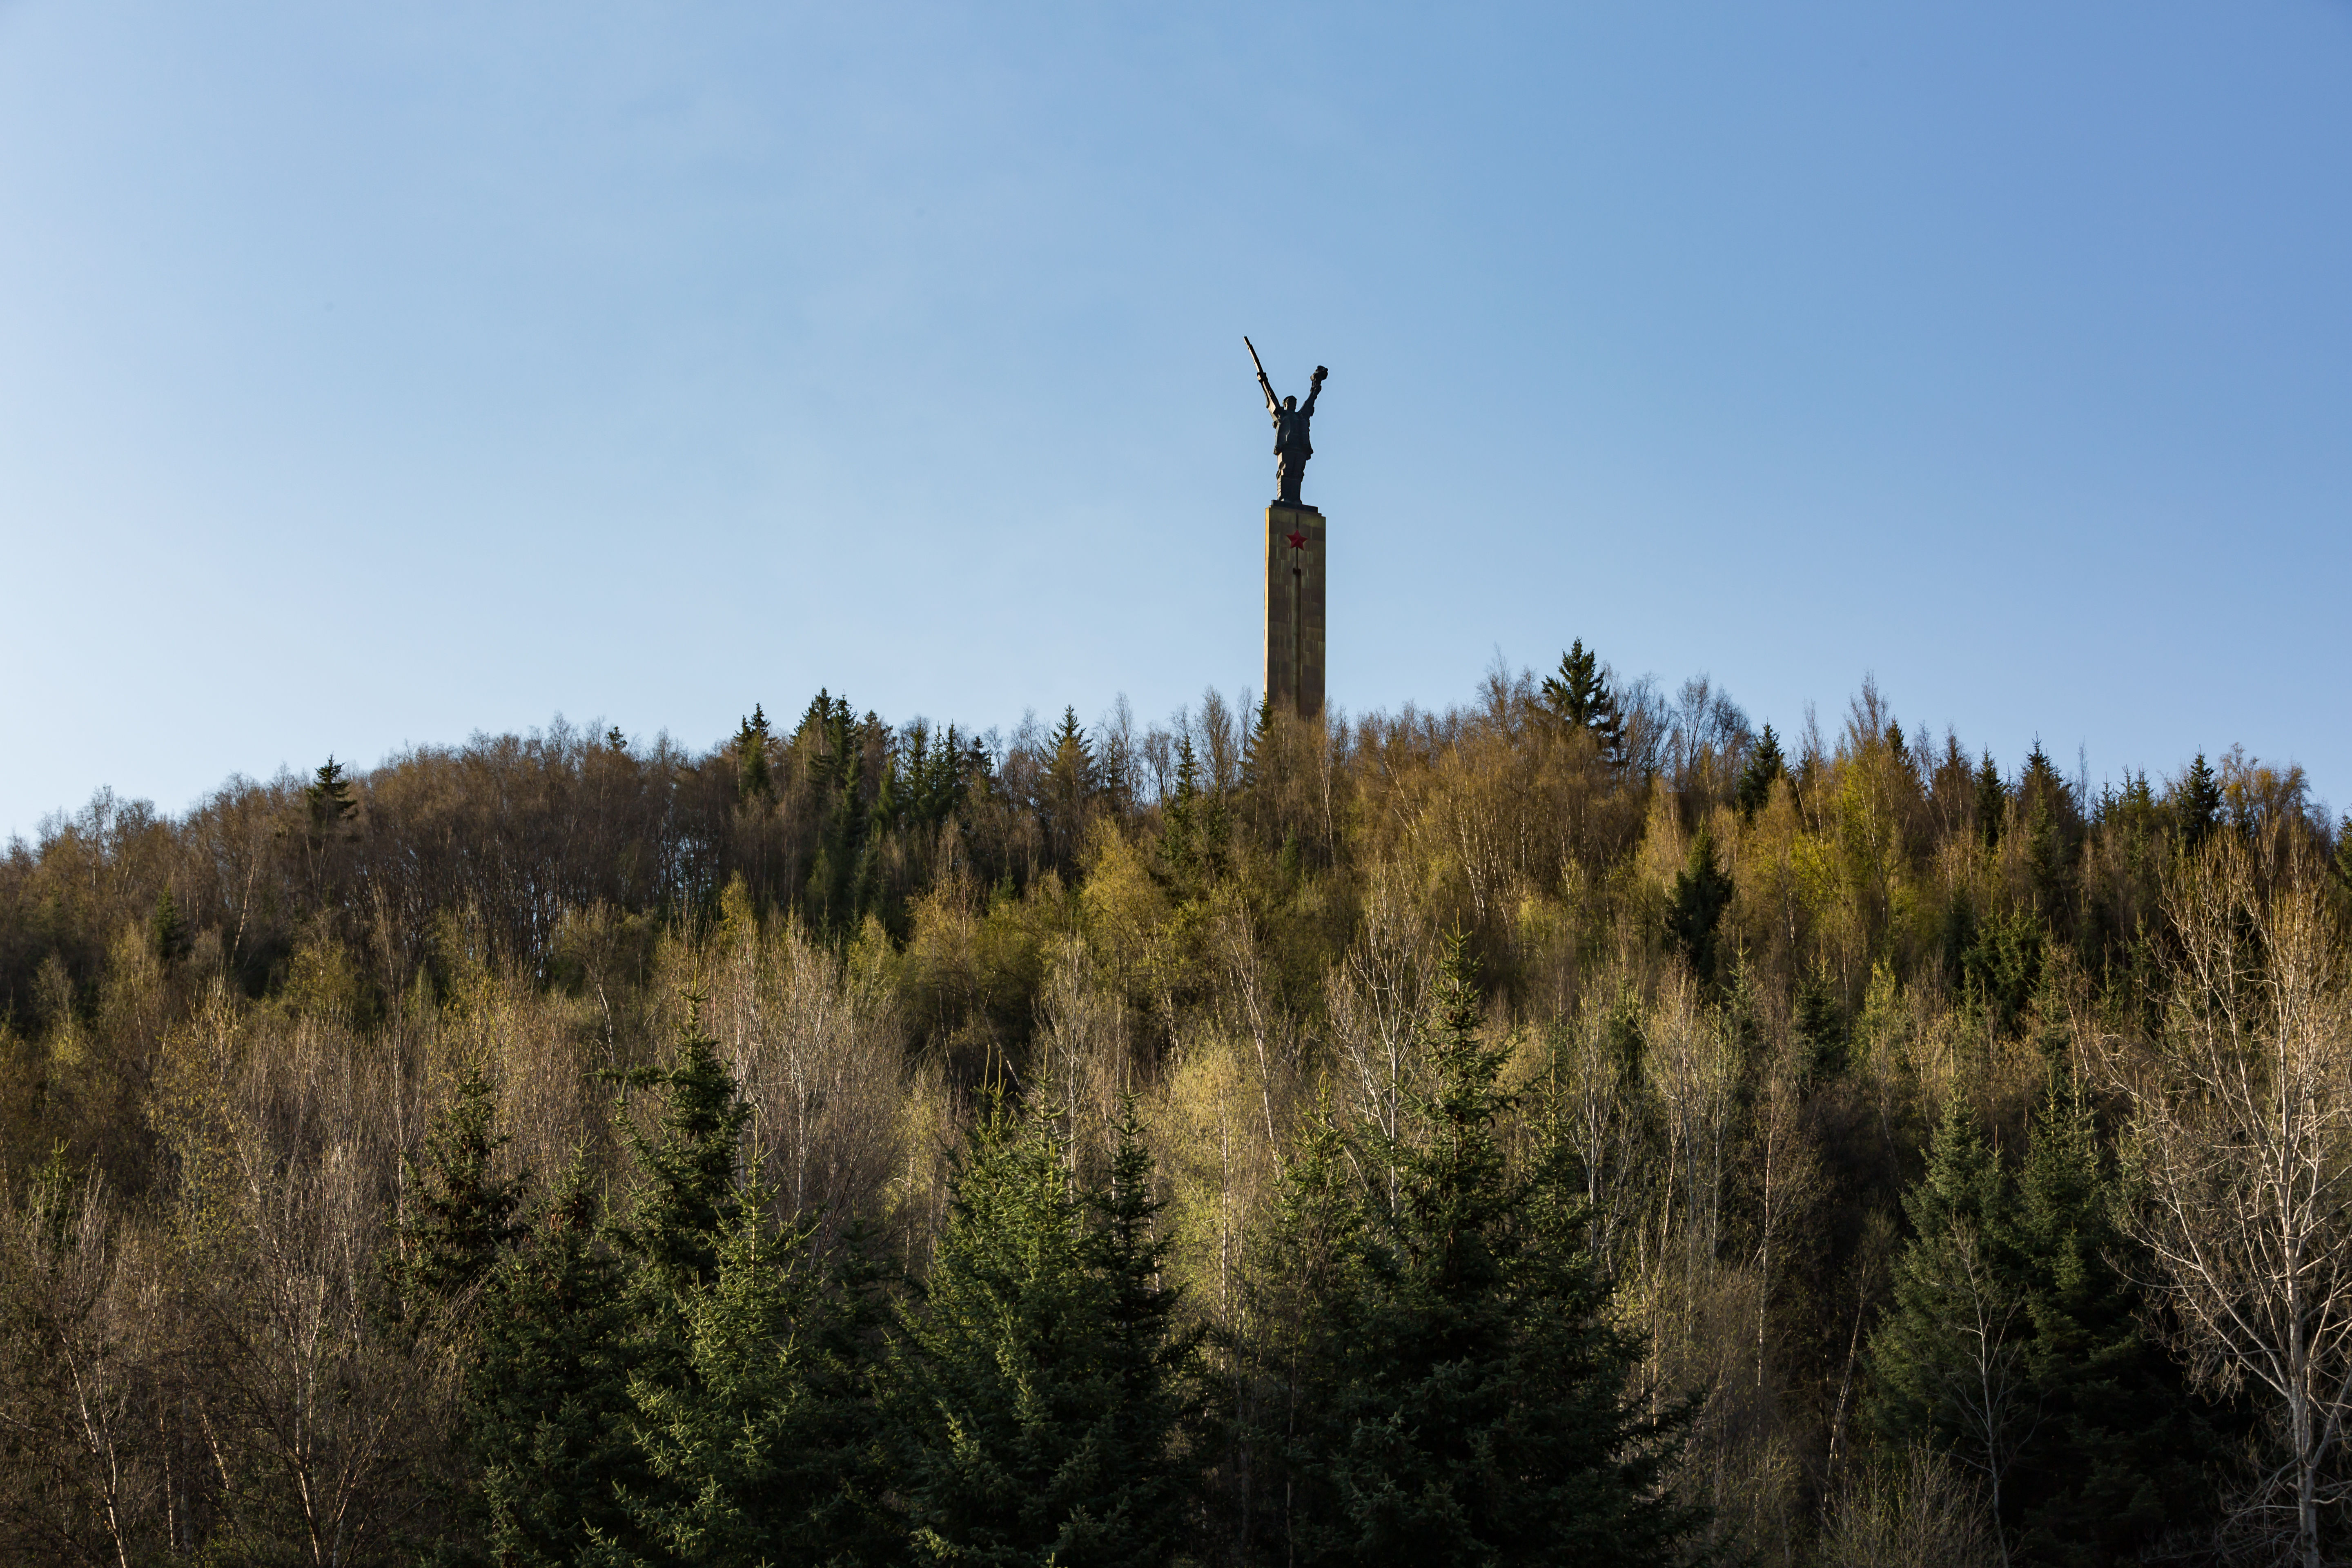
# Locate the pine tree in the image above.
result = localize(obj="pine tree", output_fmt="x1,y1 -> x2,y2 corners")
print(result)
610,1007 -> 753,1293
802,692 -> 868,931
1664,825 -> 1735,982
306,753 -> 359,830
734,705 -> 774,802
386,1067 -> 528,1330
1246,1095 -> 1367,1561
892,1096 -> 1205,1567
2173,752 -> 2222,849
468,1152 -> 639,1568
1046,706 -> 1097,862
1975,753 -> 2007,851
151,887 -> 191,964
1867,1097 -> 2032,1552
1735,723 -> 1785,820
1241,695 -> 1276,795
2005,1082 -> 2219,1566
1082,1097 -> 1210,1564
1540,641 -> 1625,764
603,1185 -> 895,1568
1285,936 -> 1701,1565
1869,1089 -> 2225,1565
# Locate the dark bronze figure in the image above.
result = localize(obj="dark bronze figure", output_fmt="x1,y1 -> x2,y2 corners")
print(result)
1246,336 -> 1327,506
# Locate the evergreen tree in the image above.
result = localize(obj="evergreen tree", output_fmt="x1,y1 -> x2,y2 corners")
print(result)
2173,751 -> 2223,849
734,705 -> 774,802
1664,825 -> 1735,982
1540,641 -> 1625,764
1974,753 -> 2007,851
1160,733 -> 1203,876
892,1096 -> 1204,1568
599,1186 -> 895,1568
151,887 -> 191,964
1867,1097 -> 2031,1547
1241,695 -> 1276,795
1081,1097 -> 1210,1564
386,1067 -> 528,1330
1284,936 -> 1701,1565
802,692 -> 868,931
1735,724 -> 1785,820
610,1007 -> 754,1293
2006,1083 -> 2220,1566
1046,706 -> 1097,861
1869,1090 -> 2225,1565
1245,1096 -> 1367,1562
468,1153 -> 639,1568
306,753 -> 359,829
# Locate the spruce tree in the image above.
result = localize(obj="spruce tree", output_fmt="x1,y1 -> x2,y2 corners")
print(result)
892,1096 -> 1204,1568
151,887 -> 191,964
386,1067 -> 527,1330
1081,1097 -> 1209,1565
306,753 -> 359,829
1246,1096 -> 1367,1562
468,1152 -> 639,1568
1975,753 -> 2007,851
1869,1089 -> 2224,1565
734,705 -> 774,802
602,1185 -> 894,1568
1664,825 -> 1735,982
611,1007 -> 754,1294
1735,724 -> 1784,820
1540,641 -> 1625,764
1867,1096 -> 2031,1545
2173,752 -> 2222,849
1286,936 -> 1701,1565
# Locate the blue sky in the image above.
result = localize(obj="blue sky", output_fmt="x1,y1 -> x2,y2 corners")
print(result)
4,2 -> 2348,838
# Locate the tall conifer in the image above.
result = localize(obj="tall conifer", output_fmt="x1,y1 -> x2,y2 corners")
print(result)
1278,937 -> 1700,1565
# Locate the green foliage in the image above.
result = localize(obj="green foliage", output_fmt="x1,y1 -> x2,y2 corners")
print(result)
1665,825 -> 1735,982
734,705 -> 775,802
891,1094 -> 1206,1568
151,887 -> 190,964
1735,723 -> 1784,820
306,753 -> 359,830
1959,907 -> 2042,1035
1540,640 -> 1624,764
2172,751 -> 2223,849
599,1190 -> 894,1568
1269,936 -> 1701,1566
610,1007 -> 753,1292
469,1154 -> 639,1568
1974,753 -> 2006,851
386,1067 -> 527,1330
1868,1089 -> 2221,1566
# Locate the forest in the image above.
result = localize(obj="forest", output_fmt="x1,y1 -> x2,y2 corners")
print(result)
2,646 -> 2348,1568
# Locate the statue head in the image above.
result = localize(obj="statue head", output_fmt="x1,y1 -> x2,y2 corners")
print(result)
1283,395 -> 1297,412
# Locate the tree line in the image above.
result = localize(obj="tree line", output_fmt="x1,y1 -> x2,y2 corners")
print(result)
2,646 -> 2348,1565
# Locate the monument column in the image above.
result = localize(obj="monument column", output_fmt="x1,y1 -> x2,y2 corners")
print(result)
1264,502 -> 1325,719
1244,338 -> 1330,722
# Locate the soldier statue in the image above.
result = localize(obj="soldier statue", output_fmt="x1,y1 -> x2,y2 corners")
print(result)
1247,338 -> 1327,506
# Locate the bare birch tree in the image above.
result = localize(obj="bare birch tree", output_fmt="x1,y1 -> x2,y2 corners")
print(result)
2111,832 -> 2352,1568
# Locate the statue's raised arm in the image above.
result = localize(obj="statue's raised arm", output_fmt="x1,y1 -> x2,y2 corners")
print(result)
1301,364 -> 1327,417
1244,336 -> 1280,415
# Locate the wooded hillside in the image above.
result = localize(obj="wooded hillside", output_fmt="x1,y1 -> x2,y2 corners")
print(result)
4,650 -> 2345,1566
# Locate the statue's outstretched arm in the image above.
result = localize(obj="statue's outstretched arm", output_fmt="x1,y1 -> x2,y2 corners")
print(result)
1302,365 -> 1327,416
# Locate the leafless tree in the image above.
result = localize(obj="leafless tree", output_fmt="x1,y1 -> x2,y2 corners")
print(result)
2110,831 -> 2352,1568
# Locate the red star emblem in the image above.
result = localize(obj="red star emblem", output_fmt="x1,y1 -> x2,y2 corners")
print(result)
1285,530 -> 1307,550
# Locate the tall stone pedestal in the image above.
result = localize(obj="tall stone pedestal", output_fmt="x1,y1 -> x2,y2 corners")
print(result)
1263,502 -> 1325,720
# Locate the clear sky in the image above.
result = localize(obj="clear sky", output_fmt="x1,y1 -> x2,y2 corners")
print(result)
4,2 -> 2348,840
